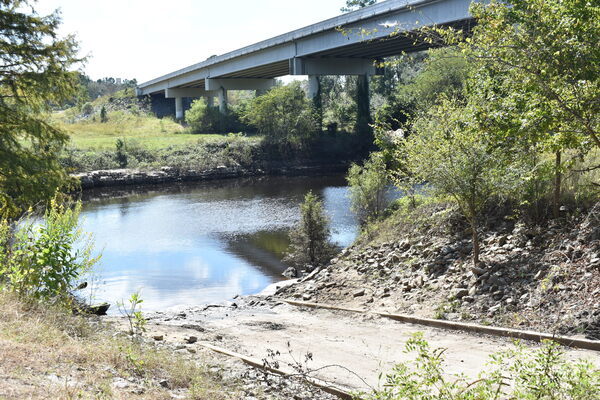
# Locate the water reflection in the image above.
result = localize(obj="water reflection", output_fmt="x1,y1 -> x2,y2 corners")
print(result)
79,175 -> 358,312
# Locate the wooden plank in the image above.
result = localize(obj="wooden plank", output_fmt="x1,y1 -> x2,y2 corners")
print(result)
282,299 -> 600,352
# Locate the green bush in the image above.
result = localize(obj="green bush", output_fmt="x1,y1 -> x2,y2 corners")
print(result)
0,198 -> 100,302
358,333 -> 599,400
243,82 -> 317,148
185,98 -> 245,134
402,98 -> 522,265
284,191 -> 337,271
347,153 -> 390,225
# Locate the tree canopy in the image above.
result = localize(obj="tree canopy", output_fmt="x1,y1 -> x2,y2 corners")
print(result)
341,0 -> 376,12
0,0 -> 81,219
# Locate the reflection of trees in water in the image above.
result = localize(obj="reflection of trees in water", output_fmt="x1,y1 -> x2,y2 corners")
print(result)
79,174 -> 347,211
221,230 -> 292,279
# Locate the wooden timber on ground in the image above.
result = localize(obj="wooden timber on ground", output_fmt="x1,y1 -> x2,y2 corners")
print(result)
282,299 -> 600,352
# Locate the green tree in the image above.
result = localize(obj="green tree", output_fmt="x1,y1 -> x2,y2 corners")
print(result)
0,0 -> 81,219
404,98 -> 520,265
243,82 -> 317,147
435,0 -> 600,217
341,0 -> 376,12
347,153 -> 389,225
185,97 -> 218,133
285,191 -> 337,271
100,105 -> 108,123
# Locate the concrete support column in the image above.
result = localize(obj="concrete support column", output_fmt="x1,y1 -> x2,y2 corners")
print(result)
355,74 -> 372,137
175,97 -> 184,120
218,87 -> 228,114
308,75 -> 322,131
206,96 -> 214,107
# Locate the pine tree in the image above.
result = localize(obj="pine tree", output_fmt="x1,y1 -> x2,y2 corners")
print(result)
285,191 -> 337,271
0,0 -> 81,219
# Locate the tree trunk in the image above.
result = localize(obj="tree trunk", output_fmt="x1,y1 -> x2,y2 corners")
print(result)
553,150 -> 562,219
470,217 -> 480,266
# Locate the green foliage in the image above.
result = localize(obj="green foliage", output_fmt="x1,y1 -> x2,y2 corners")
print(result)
347,153 -> 389,225
117,291 -> 147,339
341,0 -> 376,12
185,97 -> 245,134
402,98 -> 521,264
285,191 -> 337,271
358,334 -> 600,400
243,82 -> 317,148
0,0 -> 81,219
115,138 -> 128,168
99,105 -> 108,123
0,198 -> 100,302
375,48 -> 468,131
463,0 -> 600,152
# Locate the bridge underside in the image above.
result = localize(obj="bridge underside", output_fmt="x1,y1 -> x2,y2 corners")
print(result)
138,0 -> 478,119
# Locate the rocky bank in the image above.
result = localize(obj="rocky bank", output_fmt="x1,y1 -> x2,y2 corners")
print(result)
277,203 -> 600,340
74,163 -> 349,189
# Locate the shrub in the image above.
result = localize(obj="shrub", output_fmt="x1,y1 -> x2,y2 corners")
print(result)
284,191 -> 337,271
358,333 -> 599,400
347,153 -> 390,225
0,198 -> 100,302
100,105 -> 108,123
402,98 -> 521,265
185,98 -> 244,134
243,82 -> 317,148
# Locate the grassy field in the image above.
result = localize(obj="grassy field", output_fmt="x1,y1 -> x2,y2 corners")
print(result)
52,110 -> 239,150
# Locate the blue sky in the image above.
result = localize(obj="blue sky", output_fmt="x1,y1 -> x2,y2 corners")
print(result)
36,0 -> 346,83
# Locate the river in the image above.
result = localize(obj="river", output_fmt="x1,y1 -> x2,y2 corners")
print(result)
79,174 -> 358,312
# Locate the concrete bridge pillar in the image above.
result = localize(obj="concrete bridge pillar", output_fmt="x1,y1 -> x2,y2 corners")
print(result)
308,75 -> 323,131
355,74 -> 371,136
175,97 -> 184,120
218,87 -> 228,114
206,95 -> 214,107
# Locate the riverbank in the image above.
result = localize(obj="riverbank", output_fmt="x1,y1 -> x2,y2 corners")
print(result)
277,200 -> 600,340
0,292 -> 339,399
74,162 -> 350,190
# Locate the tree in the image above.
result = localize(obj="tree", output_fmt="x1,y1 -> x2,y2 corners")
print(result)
285,191 -> 337,271
341,0 -> 376,12
0,0 -> 81,219
434,0 -> 600,217
243,82 -> 317,147
347,153 -> 389,225
100,105 -> 108,123
403,98 -> 520,266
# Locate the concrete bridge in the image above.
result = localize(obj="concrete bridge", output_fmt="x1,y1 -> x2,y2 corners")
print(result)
137,0 -> 477,119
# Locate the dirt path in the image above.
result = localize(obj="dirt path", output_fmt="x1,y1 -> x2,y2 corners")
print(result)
135,299 -> 599,394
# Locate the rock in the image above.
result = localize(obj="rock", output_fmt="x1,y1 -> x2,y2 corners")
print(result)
353,288 -> 366,297
181,324 -> 205,332
470,265 -> 486,276
282,267 -> 297,278
152,335 -> 164,341
302,293 -> 312,301
185,336 -> 198,344
414,275 -> 424,288
452,288 -> 469,299
159,379 -> 170,388
489,304 -> 501,314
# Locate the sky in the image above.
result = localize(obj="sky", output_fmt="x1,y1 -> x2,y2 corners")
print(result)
35,0 -> 347,84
